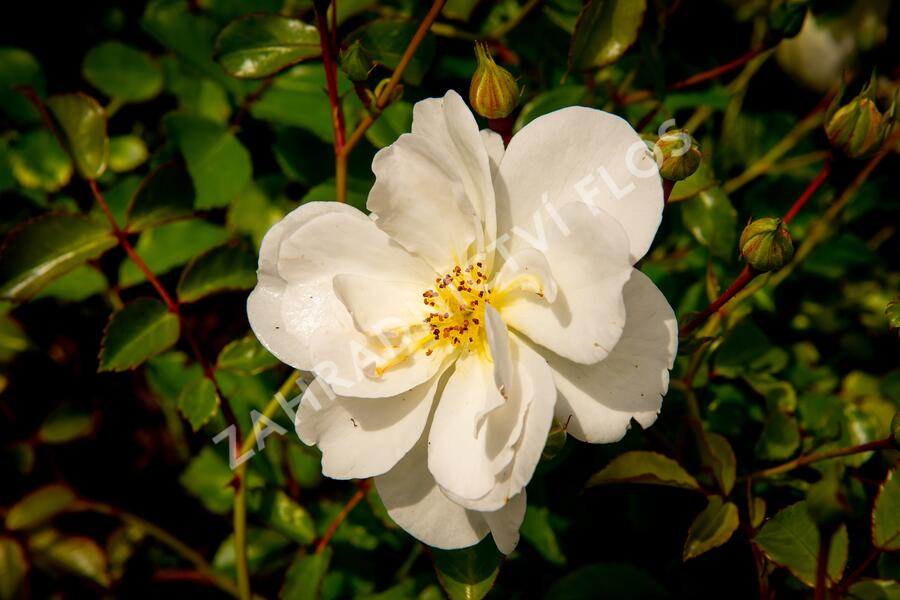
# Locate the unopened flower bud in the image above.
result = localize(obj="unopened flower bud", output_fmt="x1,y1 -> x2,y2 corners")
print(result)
825,74 -> 896,158
340,40 -> 373,82
654,130 -> 701,181
373,78 -> 403,107
740,218 -> 794,272
469,42 -> 519,119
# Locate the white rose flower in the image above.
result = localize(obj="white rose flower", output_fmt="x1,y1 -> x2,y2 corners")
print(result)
247,90 -> 677,554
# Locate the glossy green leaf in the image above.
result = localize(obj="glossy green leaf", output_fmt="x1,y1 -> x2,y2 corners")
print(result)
568,0 -> 648,71
681,187 -> 738,259
0,537 -> 27,600
348,19 -> 436,85
515,86 -> 587,131
118,220 -> 229,287
28,530 -> 110,587
0,47 -> 45,124
214,14 -> 320,78
180,447 -> 235,514
248,489 -> 316,545
521,505 -> 567,565
98,298 -> 180,372
165,114 -> 252,208
281,547 -> 332,600
82,41 -> 163,102
6,484 -> 77,531
587,451 -> 700,490
697,430 -> 737,495
363,101 -> 413,149
0,214 -> 116,301
108,135 -> 149,172
46,93 -> 109,179
176,244 -> 256,303
35,264 -> 108,302
754,501 -> 848,587
213,528 -> 291,575
683,496 -> 740,560
177,375 -> 219,431
217,334 -> 279,375
872,467 -> 900,550
38,405 -> 95,444
546,563 -> 667,600
846,580 -> 900,600
755,411 -> 800,461
432,537 -> 501,600
9,129 -> 72,192
250,65 -> 340,142
125,164 -> 195,232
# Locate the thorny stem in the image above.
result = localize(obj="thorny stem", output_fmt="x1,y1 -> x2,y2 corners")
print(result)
71,500 -> 242,598
316,480 -> 372,554
742,437 -> 893,481
621,45 -> 769,105
679,158 -> 832,337
334,0 -> 447,202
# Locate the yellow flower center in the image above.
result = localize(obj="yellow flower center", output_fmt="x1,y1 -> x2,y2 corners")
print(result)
375,262 -> 493,375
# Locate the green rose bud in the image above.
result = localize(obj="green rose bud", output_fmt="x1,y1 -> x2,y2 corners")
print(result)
825,73 -> 896,158
340,40 -> 373,82
739,217 -> 794,272
653,129 -> 701,181
469,42 -> 519,120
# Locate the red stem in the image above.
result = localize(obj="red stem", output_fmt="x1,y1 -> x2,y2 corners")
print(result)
783,159 -> 832,224
315,4 -> 346,152
488,116 -> 513,147
315,480 -> 371,554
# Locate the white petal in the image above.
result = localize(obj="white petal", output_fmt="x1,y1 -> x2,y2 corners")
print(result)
442,334 -> 556,512
484,303 -> 513,402
332,274 -> 430,337
483,491 -> 526,555
375,434 -> 490,550
295,370 -> 445,479
492,246 -> 558,303
368,133 -> 479,273
543,269 -> 677,443
496,106 -> 663,263
481,129 -> 504,178
248,202 -> 434,372
427,354 -> 503,500
497,202 -> 632,365
412,91 -> 497,268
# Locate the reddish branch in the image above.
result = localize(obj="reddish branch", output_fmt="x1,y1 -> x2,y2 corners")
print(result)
315,3 -> 346,152
315,480 -> 371,554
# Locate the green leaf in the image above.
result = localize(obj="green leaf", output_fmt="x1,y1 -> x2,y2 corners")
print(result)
669,160 -> 716,203
363,100 -> 413,149
177,375 -> 220,431
99,298 -> 180,372
0,537 -> 28,600
165,114 -> 252,208
125,164 -> 195,232
0,214 -> 116,301
683,496 -> 740,560
248,489 -> 316,545
872,467 -> 900,551
755,411 -> 800,461
568,0 -> 648,71
697,430 -> 737,495
886,295 -> 900,336
0,315 -> 29,362
432,537 -> 501,600
181,447 -> 236,514
0,47 -> 45,124
546,563 -> 668,600
9,129 -> 72,192
35,264 -> 108,302
250,65 -> 340,142
754,500 -> 849,587
37,404 -> 95,444
521,505 -> 567,565
6,484 -> 77,531
118,220 -> 229,287
681,187 -> 738,259
213,527 -> 292,575
28,530 -> 110,587
177,244 -> 257,303
281,547 -> 332,600
46,93 -> 109,179
108,135 -> 149,173
217,334 -> 279,375
82,41 -> 163,102
515,86 -> 587,131
586,451 -> 700,490
215,14 -> 321,79
847,580 -> 900,600
348,19 -> 436,85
